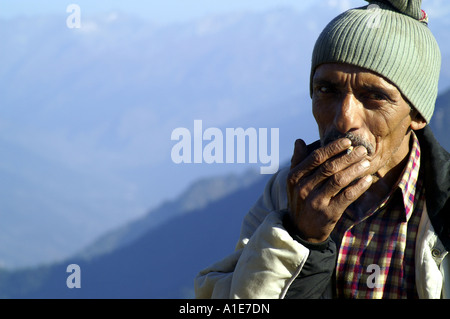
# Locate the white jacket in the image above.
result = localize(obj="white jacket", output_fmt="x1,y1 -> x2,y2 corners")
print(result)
195,167 -> 450,299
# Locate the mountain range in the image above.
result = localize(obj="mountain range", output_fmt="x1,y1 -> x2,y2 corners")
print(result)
0,5 -> 326,268
1,1 -> 448,269
0,169 -> 272,298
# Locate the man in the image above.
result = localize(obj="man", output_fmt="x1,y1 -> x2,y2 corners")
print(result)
195,0 -> 450,298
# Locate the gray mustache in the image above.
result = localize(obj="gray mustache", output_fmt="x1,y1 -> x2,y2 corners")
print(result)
322,131 -> 375,155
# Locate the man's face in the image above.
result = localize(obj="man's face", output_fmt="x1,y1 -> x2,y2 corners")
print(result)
312,63 -> 423,178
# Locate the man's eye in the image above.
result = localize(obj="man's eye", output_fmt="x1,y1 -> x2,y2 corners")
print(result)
318,86 -> 330,93
367,92 -> 387,101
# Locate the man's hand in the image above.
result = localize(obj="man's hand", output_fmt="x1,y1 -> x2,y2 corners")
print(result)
287,138 -> 373,243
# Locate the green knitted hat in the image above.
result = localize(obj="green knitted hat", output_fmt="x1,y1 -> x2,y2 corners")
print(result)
310,0 -> 441,123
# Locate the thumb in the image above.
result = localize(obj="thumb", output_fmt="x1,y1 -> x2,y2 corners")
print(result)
290,139 -> 308,169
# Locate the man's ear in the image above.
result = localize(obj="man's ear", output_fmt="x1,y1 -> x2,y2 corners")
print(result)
410,110 -> 427,131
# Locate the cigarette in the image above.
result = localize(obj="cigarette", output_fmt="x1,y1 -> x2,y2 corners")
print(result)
347,145 -> 354,155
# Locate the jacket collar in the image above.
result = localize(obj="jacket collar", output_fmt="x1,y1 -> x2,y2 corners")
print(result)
416,126 -> 450,251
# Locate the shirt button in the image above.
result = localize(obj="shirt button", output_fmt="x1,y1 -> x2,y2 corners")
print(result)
431,248 -> 441,258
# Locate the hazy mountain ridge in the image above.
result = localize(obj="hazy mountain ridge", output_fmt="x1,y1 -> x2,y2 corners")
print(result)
0,8 -> 324,268
76,168 -> 262,260
0,1 -> 449,269
0,167 -> 273,298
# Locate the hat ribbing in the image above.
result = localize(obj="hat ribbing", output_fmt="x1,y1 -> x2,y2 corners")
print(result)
310,0 -> 441,123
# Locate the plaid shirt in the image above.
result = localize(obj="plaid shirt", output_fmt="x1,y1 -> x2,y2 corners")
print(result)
332,132 -> 424,299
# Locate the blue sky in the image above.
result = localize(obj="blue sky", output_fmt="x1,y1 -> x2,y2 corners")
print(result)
1,1 -> 447,26
0,0 -> 319,24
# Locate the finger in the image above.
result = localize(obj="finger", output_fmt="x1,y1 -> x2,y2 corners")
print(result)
320,157 -> 371,197
332,174 -> 373,208
298,147 -> 369,199
288,137 -> 352,185
290,139 -> 307,169
316,145 -> 368,179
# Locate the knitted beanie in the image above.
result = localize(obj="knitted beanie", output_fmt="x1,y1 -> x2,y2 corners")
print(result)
310,0 -> 441,123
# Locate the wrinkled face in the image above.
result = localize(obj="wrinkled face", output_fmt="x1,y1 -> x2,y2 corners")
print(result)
312,63 -> 425,178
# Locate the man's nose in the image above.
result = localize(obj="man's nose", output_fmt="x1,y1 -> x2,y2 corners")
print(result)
333,93 -> 362,134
